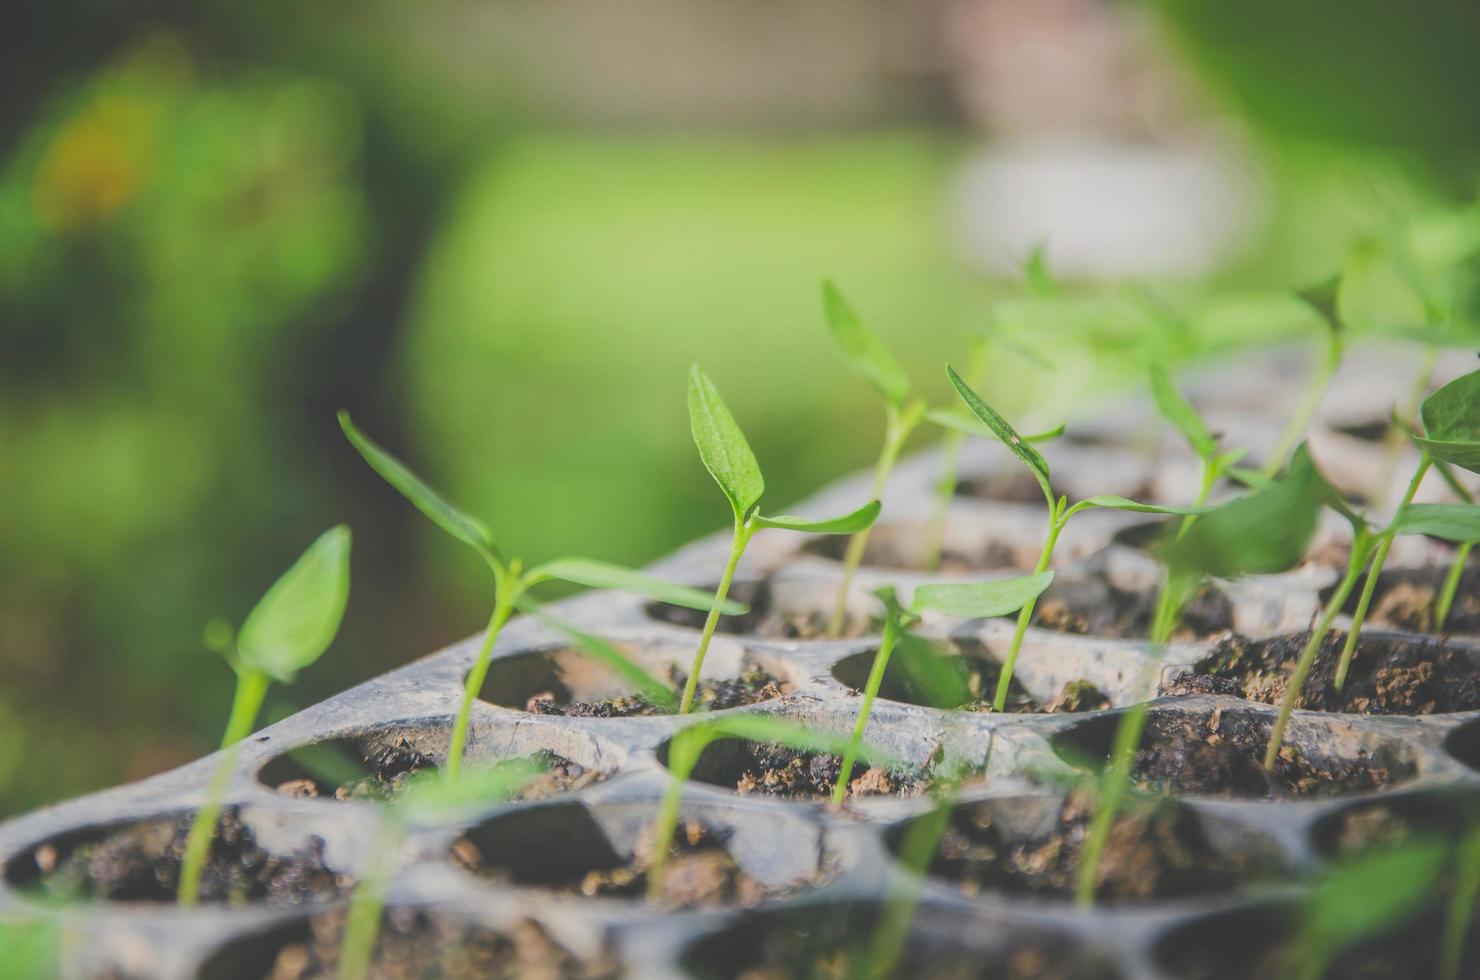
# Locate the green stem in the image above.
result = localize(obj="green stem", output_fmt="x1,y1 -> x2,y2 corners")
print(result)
447,587 -> 518,781
1441,818 -> 1480,980
1075,698 -> 1149,907
681,522 -> 753,713
646,729 -> 712,899
336,817 -> 402,980
1264,533 -> 1370,772
992,504 -> 1064,712
1436,541 -> 1473,632
1260,330 -> 1342,480
832,610 -> 903,803
829,404 -> 916,638
1335,457 -> 1431,690
865,792 -> 955,979
1148,456 -> 1219,643
1375,345 -> 1439,509
178,666 -> 271,905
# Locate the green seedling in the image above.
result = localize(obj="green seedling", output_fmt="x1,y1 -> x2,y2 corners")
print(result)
335,758 -> 545,980
649,714 -> 900,900
1430,458 -> 1477,631
947,366 -> 1208,713
178,526 -> 351,905
830,574 -> 1053,803
685,366 -> 880,712
1337,367 -> 1480,688
1078,449 -> 1326,905
340,412 -> 733,776
1260,278 -> 1345,480
1286,836 -> 1448,980
923,338 -> 988,571
819,282 -> 928,636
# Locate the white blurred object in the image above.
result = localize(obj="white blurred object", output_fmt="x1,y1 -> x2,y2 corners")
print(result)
950,136 -> 1260,279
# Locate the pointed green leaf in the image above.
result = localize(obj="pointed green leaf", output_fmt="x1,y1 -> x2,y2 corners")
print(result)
1069,495 -> 1214,517
524,557 -> 744,614
1417,369 -> 1480,474
946,365 -> 1052,500
516,597 -> 676,709
821,280 -> 910,405
339,411 -> 495,556
927,408 -> 1065,445
688,366 -> 765,518
237,526 -> 352,684
753,500 -> 880,534
1150,364 -> 1218,459
911,571 -> 1054,619
1389,503 -> 1480,543
891,631 -> 974,710
1161,445 -> 1323,580
1299,836 -> 1447,959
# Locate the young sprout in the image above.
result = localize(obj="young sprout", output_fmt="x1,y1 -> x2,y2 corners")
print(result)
830,574 -> 1053,803
922,339 -> 988,571
178,526 -> 352,905
684,366 -> 880,712
337,759 -> 545,980
1145,365 -> 1247,641
340,412 -> 732,777
1260,279 -> 1345,479
1077,449 -> 1326,904
648,714 -> 900,899
946,366 -> 1206,712
820,282 -> 928,636
1286,836 -> 1447,980
1336,367 -> 1480,687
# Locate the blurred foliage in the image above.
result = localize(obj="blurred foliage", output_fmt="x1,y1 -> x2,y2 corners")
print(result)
2,3 -> 1480,821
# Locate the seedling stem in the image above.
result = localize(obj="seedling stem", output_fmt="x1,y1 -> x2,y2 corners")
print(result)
680,519 -> 755,714
832,604 -> 907,803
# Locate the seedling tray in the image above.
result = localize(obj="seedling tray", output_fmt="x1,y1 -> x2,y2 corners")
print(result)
4,347 -> 1479,978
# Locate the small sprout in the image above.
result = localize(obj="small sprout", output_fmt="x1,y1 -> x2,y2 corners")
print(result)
178,526 -> 352,905
649,715 -> 899,899
684,365 -> 879,712
947,366 -> 1206,712
820,282 -> 928,635
831,573 -> 1053,803
340,411 -> 732,778
1259,277 -> 1346,479
1336,367 -> 1480,687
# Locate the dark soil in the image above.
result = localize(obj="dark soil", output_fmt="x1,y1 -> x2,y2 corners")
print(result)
921,791 -> 1279,905
1354,565 -> 1480,636
1033,584 -> 1234,641
963,678 -> 1110,715
458,820 -> 813,911
1165,630 -> 1480,715
802,531 -> 1036,577
1080,710 -> 1405,799
524,668 -> 787,717
729,744 -> 928,802
23,808 -> 348,905
263,907 -> 617,980
274,749 -> 603,804
646,581 -> 876,640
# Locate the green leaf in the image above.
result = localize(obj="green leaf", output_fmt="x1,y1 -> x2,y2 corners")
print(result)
688,366 -> 765,518
1389,503 -> 1480,543
1069,495 -> 1213,517
753,500 -> 880,534
1024,423 -> 1067,444
911,571 -> 1054,619
926,409 -> 1066,445
237,526 -> 352,684
1150,364 -> 1218,459
891,631 -> 975,710
1300,836 -> 1447,958
946,365 -> 1052,500
1161,445 -> 1324,580
821,280 -> 910,405
339,411 -> 495,557
1417,368 -> 1480,474
0,917 -> 58,979
524,557 -> 743,614
395,756 -> 546,820
1022,245 -> 1060,297
515,597 -> 676,709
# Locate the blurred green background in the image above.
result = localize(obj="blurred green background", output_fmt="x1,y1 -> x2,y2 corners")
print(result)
2,1 -> 1477,816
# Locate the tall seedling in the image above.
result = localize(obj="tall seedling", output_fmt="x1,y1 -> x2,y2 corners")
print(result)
820,282 -> 928,636
178,526 -> 351,905
685,366 -> 880,711
947,367 -> 1207,712
1260,279 -> 1345,479
1336,367 -> 1480,686
340,412 -> 732,777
